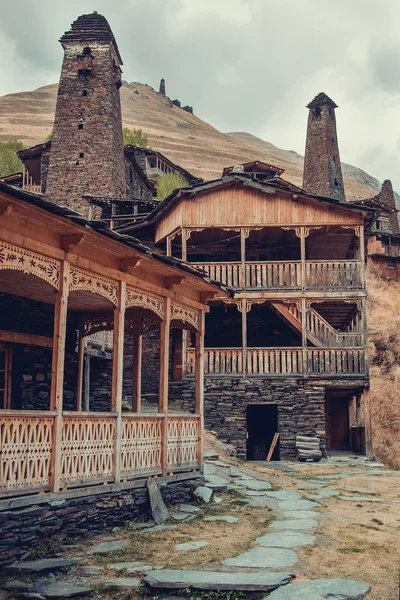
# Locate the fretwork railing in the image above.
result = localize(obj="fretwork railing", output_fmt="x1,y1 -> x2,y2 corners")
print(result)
191,260 -> 363,290
186,347 -> 367,377
0,412 -> 200,497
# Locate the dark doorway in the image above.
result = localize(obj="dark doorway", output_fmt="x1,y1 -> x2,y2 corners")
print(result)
246,404 -> 279,461
327,396 -> 350,450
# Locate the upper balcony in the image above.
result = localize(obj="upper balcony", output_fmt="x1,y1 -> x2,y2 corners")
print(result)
165,225 -> 365,293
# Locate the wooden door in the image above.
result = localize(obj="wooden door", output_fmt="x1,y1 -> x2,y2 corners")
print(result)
328,397 -> 349,449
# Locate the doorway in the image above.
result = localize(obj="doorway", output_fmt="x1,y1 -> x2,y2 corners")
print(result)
246,404 -> 279,461
326,394 -> 350,450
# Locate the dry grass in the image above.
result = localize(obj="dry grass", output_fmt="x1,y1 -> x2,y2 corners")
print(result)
367,270 -> 400,470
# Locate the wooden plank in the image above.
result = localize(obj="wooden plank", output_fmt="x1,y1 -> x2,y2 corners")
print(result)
266,432 -> 280,461
111,281 -> 126,484
49,260 -> 70,493
0,330 -> 53,348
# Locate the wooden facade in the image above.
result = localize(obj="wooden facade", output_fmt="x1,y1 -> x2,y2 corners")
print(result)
0,184 -> 228,499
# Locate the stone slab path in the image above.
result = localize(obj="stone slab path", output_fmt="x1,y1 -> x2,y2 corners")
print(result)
144,569 -> 294,591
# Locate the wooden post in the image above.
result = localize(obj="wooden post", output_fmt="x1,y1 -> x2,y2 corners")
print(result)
241,300 -> 247,377
84,354 -> 90,411
166,235 -> 172,257
159,298 -> 171,475
76,319 -> 85,411
301,299 -> 307,377
182,228 -> 188,261
359,225 -> 365,287
132,321 -> 142,412
240,228 -> 247,288
363,388 -> 373,459
112,281 -> 126,484
362,298 -> 369,376
49,260 -> 70,493
195,312 -> 205,472
300,227 -> 306,290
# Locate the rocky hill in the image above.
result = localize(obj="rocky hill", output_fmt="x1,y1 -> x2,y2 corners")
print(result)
0,81 -> 382,200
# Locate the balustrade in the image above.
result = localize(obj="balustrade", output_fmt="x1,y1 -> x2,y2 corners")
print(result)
247,348 -> 303,375
191,260 -> 362,290
186,348 -> 244,375
307,348 -> 366,375
167,416 -> 200,470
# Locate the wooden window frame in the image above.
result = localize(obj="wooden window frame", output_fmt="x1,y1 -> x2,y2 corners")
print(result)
0,342 -> 12,409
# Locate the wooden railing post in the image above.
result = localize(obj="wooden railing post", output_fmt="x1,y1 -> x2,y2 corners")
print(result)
132,321 -> 142,413
159,298 -> 171,475
49,260 -> 70,493
240,229 -> 247,288
195,312 -> 205,472
240,300 -> 248,377
182,228 -> 188,261
112,281 -> 126,484
300,227 -> 306,290
301,299 -> 307,378
76,319 -> 85,411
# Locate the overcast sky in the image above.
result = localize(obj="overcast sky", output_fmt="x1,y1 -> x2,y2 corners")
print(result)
0,0 -> 399,190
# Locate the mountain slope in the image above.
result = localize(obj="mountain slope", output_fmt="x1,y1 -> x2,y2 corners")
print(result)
0,81 -> 380,200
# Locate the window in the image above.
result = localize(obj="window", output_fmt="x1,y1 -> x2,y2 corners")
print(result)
78,124 -> 83,130
78,68 -> 91,79
79,153 -> 84,158
0,344 -> 11,409
82,90 -> 88,97
83,47 -> 92,56
388,263 -> 396,270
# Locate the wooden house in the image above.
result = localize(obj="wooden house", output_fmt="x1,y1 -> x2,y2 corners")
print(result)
0,182 -> 229,506
119,162 -> 373,461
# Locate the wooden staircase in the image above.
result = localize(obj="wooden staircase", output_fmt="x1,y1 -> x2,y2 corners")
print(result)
270,302 -> 362,348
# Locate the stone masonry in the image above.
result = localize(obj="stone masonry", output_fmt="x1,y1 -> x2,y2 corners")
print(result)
46,13 -> 126,216
302,92 -> 345,202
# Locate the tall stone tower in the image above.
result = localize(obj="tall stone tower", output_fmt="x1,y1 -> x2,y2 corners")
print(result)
46,12 -> 126,216
159,78 -> 166,96
302,93 -> 345,202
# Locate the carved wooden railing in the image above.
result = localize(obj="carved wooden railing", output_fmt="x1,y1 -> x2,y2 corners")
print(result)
0,412 -> 55,492
167,415 -> 200,470
194,262 -> 242,288
306,310 -> 363,348
245,261 -> 302,289
247,348 -> 303,375
86,330 -> 113,352
191,260 -> 363,290
186,348 -> 366,377
60,413 -> 116,485
121,414 -> 162,477
305,261 -> 362,289
307,349 -> 366,375
383,245 -> 400,257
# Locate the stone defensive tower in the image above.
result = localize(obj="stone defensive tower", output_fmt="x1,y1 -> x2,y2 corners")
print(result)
159,78 -> 166,96
46,12 -> 126,216
302,93 -> 345,202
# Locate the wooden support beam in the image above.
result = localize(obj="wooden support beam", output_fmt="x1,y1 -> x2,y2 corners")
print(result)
76,321 -> 85,411
0,330 -> 53,348
49,260 -> 70,493
84,354 -> 90,411
240,229 -> 247,288
0,203 -> 14,218
241,300 -> 247,377
112,281 -> 126,484
301,299 -> 307,378
132,321 -> 142,413
120,257 -> 142,274
164,275 -> 185,290
182,228 -> 188,262
200,291 -> 217,303
300,226 -> 306,290
61,234 -> 85,253
159,297 -> 171,476
195,311 -> 205,472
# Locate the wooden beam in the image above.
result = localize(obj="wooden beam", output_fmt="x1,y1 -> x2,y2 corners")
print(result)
0,330 -> 53,348
61,234 -> 85,253
200,291 -> 217,303
363,388 -> 373,459
76,320 -> 85,411
84,355 -> 90,411
112,281 -> 126,484
120,257 -> 142,274
241,300 -> 247,377
0,203 -> 14,218
49,260 -> 70,493
164,276 -> 185,290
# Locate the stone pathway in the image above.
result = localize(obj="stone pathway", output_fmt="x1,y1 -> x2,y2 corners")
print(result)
3,455 -> 388,598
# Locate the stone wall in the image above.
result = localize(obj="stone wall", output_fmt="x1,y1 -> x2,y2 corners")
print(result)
0,478 -> 201,565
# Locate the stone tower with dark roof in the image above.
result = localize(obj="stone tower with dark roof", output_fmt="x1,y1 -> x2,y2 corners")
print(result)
46,12 -> 126,216
302,93 -> 345,202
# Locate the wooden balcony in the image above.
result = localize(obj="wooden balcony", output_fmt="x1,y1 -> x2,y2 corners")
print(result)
0,411 -> 200,497
192,260 -> 363,290
186,347 -> 367,377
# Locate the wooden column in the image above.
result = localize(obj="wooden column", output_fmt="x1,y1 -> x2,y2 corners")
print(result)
300,227 -> 306,290
172,330 -> 184,381
359,225 -> 365,287
195,312 -> 205,472
166,235 -> 172,257
112,281 -> 126,484
301,299 -> 307,378
132,321 -> 142,413
50,260 -> 70,493
159,298 -> 171,475
76,319 -> 85,411
363,388 -> 373,459
182,228 -> 188,261
83,354 -> 90,411
362,298 -> 369,376
241,300 -> 247,377
240,229 -> 247,288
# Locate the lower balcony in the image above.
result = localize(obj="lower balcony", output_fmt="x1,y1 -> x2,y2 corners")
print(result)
186,347 -> 367,377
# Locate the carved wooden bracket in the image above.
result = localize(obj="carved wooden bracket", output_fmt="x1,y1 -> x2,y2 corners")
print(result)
61,234 -> 85,253
120,257 -> 142,274
342,225 -> 361,237
164,276 -> 185,290
200,291 -> 217,303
